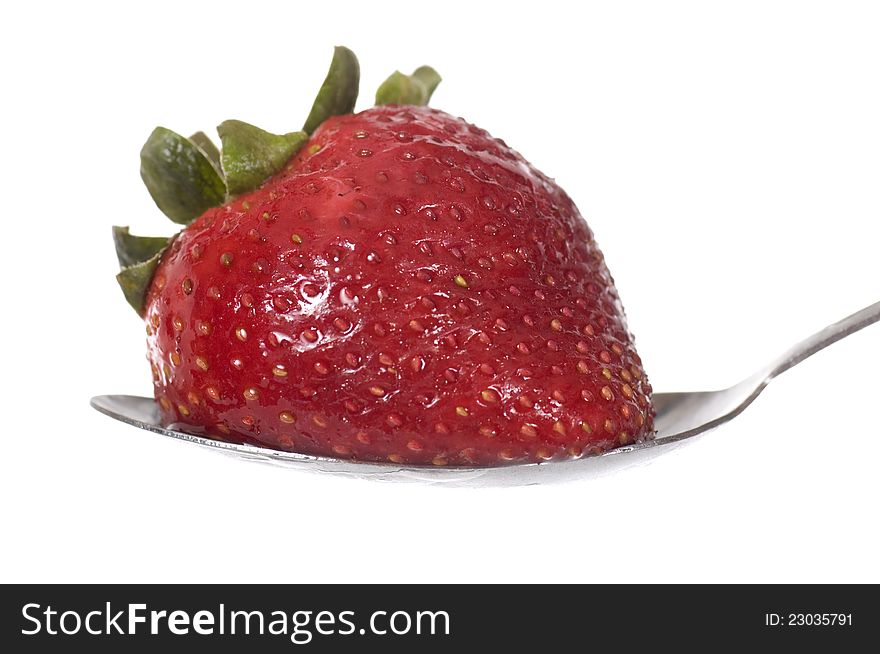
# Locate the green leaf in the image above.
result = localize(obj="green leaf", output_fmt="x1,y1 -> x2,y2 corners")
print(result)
375,72 -> 422,105
189,131 -> 222,172
375,65 -> 441,106
411,66 -> 442,99
218,120 -> 308,196
140,127 -> 227,225
303,46 -> 360,134
112,226 -> 172,269
116,251 -> 162,316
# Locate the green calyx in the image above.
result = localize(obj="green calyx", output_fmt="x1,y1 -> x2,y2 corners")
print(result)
375,66 -> 441,106
303,46 -> 361,135
112,226 -> 170,268
140,128 -> 227,225
113,227 -> 176,315
123,47 -> 441,316
189,131 -> 222,170
219,121 -> 308,196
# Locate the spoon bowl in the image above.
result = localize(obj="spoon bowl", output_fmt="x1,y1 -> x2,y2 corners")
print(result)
91,300 -> 880,486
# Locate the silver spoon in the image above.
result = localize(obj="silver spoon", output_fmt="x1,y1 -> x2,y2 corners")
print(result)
91,300 -> 880,486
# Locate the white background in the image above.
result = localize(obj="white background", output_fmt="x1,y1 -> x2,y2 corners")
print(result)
1,0 -> 878,583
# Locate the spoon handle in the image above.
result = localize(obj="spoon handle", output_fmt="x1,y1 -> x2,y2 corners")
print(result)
765,299 -> 880,381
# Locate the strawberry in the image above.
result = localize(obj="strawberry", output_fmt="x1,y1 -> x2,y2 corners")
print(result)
113,47 -> 654,466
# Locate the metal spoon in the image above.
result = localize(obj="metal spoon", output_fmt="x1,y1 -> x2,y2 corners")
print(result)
91,300 -> 880,486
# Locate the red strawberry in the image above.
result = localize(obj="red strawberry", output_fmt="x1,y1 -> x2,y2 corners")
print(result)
114,48 -> 654,466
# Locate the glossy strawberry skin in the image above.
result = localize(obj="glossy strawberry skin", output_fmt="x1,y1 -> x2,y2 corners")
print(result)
144,105 -> 654,466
